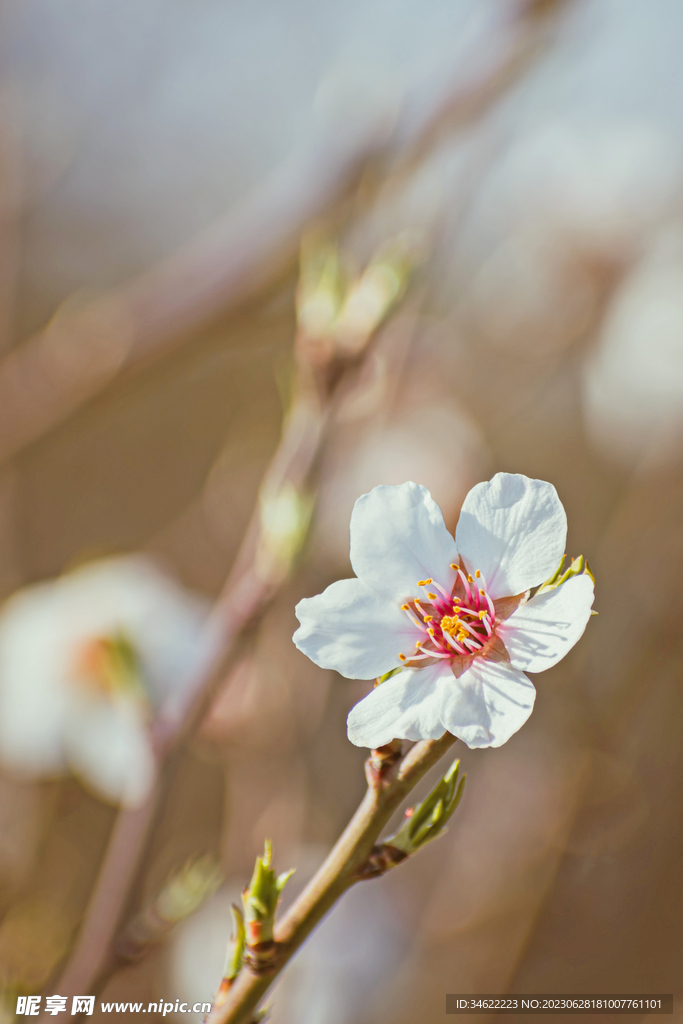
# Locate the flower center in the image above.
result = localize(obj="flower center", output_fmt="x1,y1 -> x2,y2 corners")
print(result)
398,564 -> 496,665
72,631 -> 147,704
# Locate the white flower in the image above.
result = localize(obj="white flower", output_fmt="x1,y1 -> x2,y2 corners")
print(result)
293,474 -> 594,750
0,556 -> 208,805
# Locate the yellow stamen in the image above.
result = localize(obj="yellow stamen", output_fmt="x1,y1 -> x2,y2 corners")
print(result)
439,615 -> 460,636
475,570 -> 481,578
480,589 -> 485,596
417,578 -> 432,587
450,563 -> 460,571
427,593 -> 437,600
398,653 -> 406,661
467,574 -> 474,583
428,628 -> 435,636
424,615 -> 433,622
401,604 -> 410,610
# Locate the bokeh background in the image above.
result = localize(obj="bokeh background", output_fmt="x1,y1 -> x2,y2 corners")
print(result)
0,0 -> 682,1022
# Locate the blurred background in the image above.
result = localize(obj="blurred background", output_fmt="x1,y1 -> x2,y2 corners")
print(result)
0,0 -> 681,1021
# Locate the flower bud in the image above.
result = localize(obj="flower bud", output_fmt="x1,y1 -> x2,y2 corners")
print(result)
332,233 -> 416,356
256,480 -> 314,584
295,232 -> 417,365
385,758 -> 466,856
214,904 -> 246,1007
537,554 -> 595,594
242,840 -> 294,950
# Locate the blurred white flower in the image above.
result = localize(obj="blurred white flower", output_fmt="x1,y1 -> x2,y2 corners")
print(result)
456,119 -> 682,359
583,229 -> 683,465
294,474 -> 594,749
0,556 -> 207,806
490,120 -> 680,258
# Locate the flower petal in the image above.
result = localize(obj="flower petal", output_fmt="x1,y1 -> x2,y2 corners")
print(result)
0,583 -> 71,775
497,574 -> 594,673
456,473 -> 567,599
65,696 -> 156,806
347,662 -> 451,747
349,483 -> 458,601
54,556 -> 209,706
439,658 -> 536,748
293,578 -> 416,680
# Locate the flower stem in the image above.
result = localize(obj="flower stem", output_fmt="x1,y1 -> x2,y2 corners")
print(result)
207,732 -> 458,1024
41,384 -> 329,1017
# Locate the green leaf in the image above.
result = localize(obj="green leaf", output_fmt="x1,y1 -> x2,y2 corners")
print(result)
387,759 -> 466,856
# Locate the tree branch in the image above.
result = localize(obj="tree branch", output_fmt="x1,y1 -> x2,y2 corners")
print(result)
208,732 -> 458,1024
41,291 -> 412,1011
36,2 -> 567,1010
40,370 -> 331,1014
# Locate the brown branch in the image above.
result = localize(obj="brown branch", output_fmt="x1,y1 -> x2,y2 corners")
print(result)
36,2 -> 569,1011
41,276 -> 417,1006
43,279 -> 425,1010
39,368 -> 332,1015
44,794 -> 159,1002
207,733 -> 458,1024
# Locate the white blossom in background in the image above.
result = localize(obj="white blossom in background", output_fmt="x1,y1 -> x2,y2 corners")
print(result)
583,229 -> 683,466
294,473 -> 594,749
0,556 -> 208,806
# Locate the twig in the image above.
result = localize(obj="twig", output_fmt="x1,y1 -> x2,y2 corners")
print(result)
41,372 -> 332,1013
207,733 -> 458,1024
44,794 -> 158,1001
38,1 -> 569,1008
42,267 -> 405,1007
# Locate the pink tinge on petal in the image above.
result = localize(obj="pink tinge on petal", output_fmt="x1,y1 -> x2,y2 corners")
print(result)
297,476 -> 591,753
396,566 -> 499,669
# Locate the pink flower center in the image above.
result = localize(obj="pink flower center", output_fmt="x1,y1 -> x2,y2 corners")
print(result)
398,564 -> 496,665
72,632 -> 147,705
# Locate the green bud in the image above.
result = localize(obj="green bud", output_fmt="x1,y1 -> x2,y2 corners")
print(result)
296,238 -> 346,340
332,233 -> 417,355
386,759 -> 466,856
223,904 -> 246,984
375,666 -> 402,687
154,854 -> 222,924
537,554 -> 595,594
256,480 -> 315,583
242,841 -> 294,946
